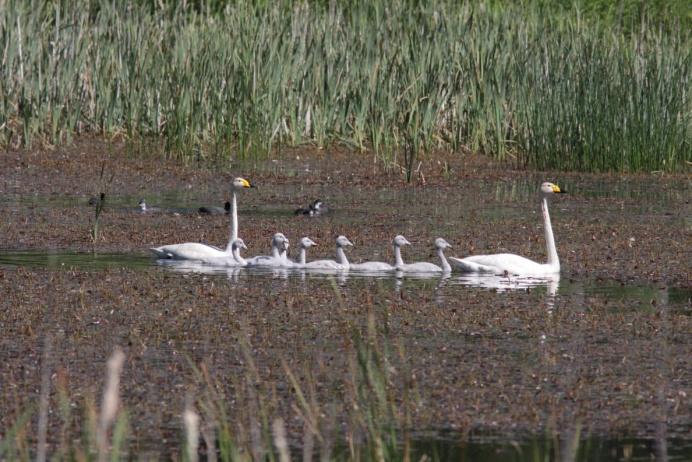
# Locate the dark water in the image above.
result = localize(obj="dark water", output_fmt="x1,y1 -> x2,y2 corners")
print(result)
0,249 -> 152,270
408,431 -> 692,461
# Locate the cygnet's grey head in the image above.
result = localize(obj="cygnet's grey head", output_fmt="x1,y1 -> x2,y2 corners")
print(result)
393,235 -> 411,247
232,238 -> 247,250
335,235 -> 353,248
435,238 -> 451,249
272,233 -> 289,248
300,237 -> 317,249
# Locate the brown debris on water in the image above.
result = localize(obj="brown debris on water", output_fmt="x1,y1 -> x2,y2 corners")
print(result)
0,141 -> 690,454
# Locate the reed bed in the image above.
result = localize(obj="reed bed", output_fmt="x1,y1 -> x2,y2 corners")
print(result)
0,0 -> 689,172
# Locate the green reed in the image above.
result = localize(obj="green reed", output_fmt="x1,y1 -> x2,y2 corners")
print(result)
0,0 -> 689,172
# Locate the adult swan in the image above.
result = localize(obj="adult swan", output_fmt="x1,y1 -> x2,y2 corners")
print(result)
449,182 -> 565,276
150,177 -> 254,260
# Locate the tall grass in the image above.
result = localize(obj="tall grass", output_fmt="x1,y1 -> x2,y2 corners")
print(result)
1,321 -> 593,461
0,0 -> 689,172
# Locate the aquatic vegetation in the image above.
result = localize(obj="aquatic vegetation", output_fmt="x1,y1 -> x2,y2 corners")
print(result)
90,160 -> 113,247
0,347 -> 128,462
0,0 -> 688,172
3,319 -> 679,461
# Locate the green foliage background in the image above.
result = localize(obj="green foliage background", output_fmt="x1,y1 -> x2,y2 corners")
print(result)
0,0 -> 689,171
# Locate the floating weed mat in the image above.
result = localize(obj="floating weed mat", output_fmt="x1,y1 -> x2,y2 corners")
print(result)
0,0 -> 689,172
2,327 -> 659,462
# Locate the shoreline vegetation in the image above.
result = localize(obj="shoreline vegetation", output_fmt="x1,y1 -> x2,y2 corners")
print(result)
1,314 -> 677,462
0,0 -> 689,173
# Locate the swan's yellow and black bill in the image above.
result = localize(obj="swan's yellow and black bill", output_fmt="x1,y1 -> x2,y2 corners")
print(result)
240,178 -> 254,188
551,184 -> 565,193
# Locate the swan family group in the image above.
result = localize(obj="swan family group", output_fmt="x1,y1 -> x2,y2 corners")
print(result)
150,178 -> 565,277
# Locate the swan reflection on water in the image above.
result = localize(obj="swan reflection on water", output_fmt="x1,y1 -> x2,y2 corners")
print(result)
155,259 -> 559,295
450,273 -> 560,296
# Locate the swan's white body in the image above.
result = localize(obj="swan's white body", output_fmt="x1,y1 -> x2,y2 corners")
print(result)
392,236 -> 452,273
349,261 -> 395,272
302,236 -> 352,270
449,182 -> 564,276
150,178 -> 253,260
151,242 -> 227,261
246,233 -> 291,267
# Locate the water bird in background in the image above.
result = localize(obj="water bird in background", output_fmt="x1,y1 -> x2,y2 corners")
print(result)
138,199 -> 162,213
294,199 -> 327,216
198,201 -> 231,215
87,193 -> 106,207
449,182 -> 565,276
150,177 -> 254,260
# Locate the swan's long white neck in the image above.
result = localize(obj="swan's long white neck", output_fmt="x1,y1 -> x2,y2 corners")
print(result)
229,190 -> 238,248
394,245 -> 405,267
233,246 -> 246,265
437,248 -> 451,273
271,243 -> 282,259
298,248 -> 307,265
542,196 -> 559,269
336,246 -> 349,267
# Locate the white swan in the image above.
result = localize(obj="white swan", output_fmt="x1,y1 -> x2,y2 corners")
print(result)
150,177 -> 253,260
229,238 -> 248,266
302,235 -> 352,270
449,182 -> 565,275
395,237 -> 453,273
245,233 -> 290,267
294,237 -> 318,266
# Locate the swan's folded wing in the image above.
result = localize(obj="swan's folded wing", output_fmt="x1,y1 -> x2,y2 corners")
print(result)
448,257 -> 497,273
150,247 -> 171,259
